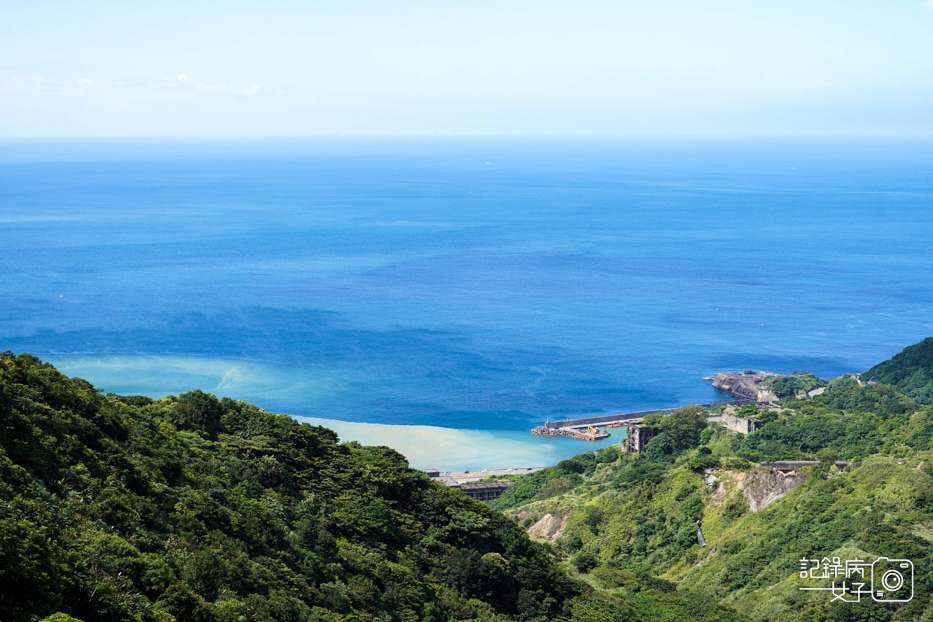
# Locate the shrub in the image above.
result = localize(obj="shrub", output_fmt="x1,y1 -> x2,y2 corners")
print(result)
572,552 -> 598,574
722,493 -> 749,522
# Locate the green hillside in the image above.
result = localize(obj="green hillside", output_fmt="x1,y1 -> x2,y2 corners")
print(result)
498,353 -> 933,621
757,372 -> 827,399
2,352 -> 600,622
8,340 -> 933,622
864,337 -> 933,405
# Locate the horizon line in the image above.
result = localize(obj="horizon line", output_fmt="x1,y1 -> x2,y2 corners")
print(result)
2,134 -> 933,140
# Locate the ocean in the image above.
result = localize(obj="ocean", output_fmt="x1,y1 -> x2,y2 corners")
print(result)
2,137 -> 932,469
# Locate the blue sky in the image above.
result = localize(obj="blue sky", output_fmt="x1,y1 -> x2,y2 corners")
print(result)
2,1 -> 932,136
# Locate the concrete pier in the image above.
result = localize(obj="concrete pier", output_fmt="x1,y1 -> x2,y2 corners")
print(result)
534,398 -> 752,441
541,399 -> 751,432
530,426 -> 610,441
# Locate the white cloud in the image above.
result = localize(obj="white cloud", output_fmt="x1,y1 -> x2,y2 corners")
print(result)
0,73 -> 261,104
0,76 -> 137,92
194,82 -> 260,96
160,74 -> 260,96
162,74 -> 190,88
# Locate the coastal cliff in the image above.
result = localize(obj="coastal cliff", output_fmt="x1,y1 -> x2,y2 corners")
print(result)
705,371 -> 778,403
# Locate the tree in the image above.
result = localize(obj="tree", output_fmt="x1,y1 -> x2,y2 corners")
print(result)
645,432 -> 674,461
816,448 -> 838,465
660,405 -> 708,452
734,404 -> 760,419
171,390 -> 224,438
573,552 -> 598,573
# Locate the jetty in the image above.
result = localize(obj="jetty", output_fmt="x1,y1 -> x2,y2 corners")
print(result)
530,425 -> 610,441
531,399 -> 751,441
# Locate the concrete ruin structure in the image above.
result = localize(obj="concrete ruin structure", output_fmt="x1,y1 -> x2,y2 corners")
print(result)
424,469 -> 516,501
623,423 -> 659,454
710,413 -> 764,435
457,481 -> 515,501
761,460 -> 855,471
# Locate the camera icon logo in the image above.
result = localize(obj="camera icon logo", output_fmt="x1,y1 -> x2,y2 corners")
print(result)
871,557 -> 913,602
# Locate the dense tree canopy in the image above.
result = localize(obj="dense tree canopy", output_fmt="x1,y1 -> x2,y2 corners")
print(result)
757,372 -> 827,399
864,336 -> 933,404
0,352 -> 589,622
9,335 -> 933,622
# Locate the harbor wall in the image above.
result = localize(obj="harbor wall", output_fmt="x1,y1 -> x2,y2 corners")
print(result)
544,399 -> 750,430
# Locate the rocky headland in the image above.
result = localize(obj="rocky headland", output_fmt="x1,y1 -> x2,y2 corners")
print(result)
704,370 -> 778,403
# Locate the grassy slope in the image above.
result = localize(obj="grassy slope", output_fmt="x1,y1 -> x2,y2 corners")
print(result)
671,455 -> 933,621
501,372 -> 933,621
512,453 -> 933,621
8,337 -> 933,622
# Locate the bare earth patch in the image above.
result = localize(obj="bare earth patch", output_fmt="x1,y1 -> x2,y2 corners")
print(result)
710,469 -> 803,512
527,511 -> 571,540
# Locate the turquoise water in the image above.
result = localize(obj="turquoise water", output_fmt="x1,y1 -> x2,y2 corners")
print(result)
2,138 -> 932,468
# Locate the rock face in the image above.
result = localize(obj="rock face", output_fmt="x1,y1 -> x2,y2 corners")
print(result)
711,468 -> 804,512
526,512 -> 571,541
742,469 -> 804,511
707,371 -> 778,403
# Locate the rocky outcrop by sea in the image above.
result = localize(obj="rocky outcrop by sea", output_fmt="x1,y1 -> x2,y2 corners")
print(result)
704,371 -> 778,403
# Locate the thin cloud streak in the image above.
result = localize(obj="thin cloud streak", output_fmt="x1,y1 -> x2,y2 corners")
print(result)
0,74 -> 261,98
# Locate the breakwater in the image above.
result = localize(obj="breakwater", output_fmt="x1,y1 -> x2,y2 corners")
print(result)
531,426 -> 610,441
535,399 -> 751,440
544,399 -> 751,430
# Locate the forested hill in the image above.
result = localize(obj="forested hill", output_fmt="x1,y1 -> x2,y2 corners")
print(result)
15,341 -> 933,622
864,337 -> 933,404
489,342 -> 933,622
0,352 -> 626,622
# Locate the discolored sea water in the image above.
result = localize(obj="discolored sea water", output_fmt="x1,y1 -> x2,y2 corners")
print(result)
2,138 -> 932,468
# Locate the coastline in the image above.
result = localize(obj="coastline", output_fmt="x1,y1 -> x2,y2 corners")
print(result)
291,414 -> 622,471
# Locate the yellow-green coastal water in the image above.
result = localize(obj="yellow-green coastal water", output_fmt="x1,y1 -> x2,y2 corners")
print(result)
49,354 -> 619,470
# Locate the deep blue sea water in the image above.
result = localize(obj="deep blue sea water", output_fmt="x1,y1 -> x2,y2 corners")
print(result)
2,138 -> 932,468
